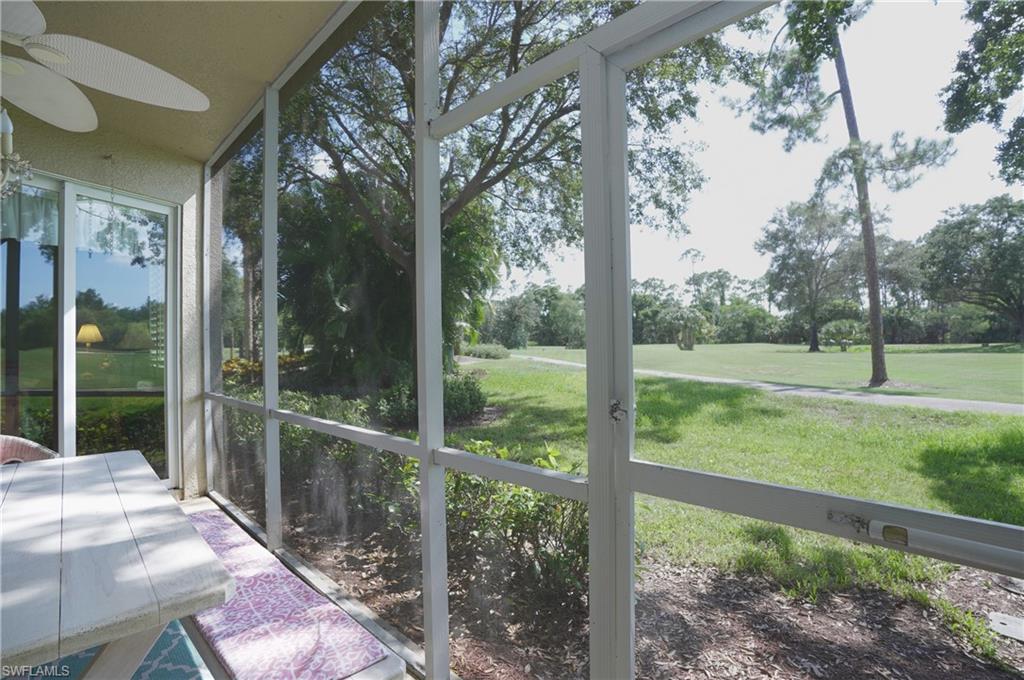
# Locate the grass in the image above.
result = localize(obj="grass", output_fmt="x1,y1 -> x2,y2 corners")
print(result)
452,360 -> 1024,525
14,347 -> 164,390
514,342 -> 1024,404
450,358 -> 1023,659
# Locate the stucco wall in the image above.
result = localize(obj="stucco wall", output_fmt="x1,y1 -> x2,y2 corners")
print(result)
12,110 -> 207,498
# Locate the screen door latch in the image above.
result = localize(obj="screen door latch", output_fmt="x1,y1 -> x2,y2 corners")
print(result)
609,399 -> 628,423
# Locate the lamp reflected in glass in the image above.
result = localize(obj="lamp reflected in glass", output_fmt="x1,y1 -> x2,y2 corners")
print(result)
76,323 -> 103,348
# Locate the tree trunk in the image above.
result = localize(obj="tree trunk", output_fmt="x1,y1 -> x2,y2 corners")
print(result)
809,319 -> 820,352
242,247 -> 256,362
832,32 -> 888,386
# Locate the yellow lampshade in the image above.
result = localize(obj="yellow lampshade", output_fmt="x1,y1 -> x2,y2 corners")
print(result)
76,323 -> 103,346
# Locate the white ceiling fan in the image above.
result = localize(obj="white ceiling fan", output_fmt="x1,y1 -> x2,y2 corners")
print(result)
0,0 -> 209,133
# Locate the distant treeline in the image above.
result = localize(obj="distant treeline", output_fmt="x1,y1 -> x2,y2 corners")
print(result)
482,196 -> 1023,350
3,288 -> 162,352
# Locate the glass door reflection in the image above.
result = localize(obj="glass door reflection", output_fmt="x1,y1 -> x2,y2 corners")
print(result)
0,184 -> 60,450
74,194 -> 168,476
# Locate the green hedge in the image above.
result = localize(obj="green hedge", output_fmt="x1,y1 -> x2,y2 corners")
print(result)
374,368 -> 487,428
220,401 -> 587,599
462,343 -> 511,360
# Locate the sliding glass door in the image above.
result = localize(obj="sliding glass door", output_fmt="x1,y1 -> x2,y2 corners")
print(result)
73,190 -> 171,477
0,176 -> 178,481
1,180 -> 60,450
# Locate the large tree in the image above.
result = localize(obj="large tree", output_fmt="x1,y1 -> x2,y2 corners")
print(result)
686,269 -> 735,315
219,141 -> 264,362
756,200 -> 858,352
632,278 -> 685,345
280,1 -> 765,364
942,1 -> 1024,184
920,195 -> 1024,342
737,1 -> 952,385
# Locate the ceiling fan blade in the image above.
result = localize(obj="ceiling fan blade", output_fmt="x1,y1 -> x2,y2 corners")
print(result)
0,0 -> 46,41
26,34 -> 209,112
0,56 -> 97,132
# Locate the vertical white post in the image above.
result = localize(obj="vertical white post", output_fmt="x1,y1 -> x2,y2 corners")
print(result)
415,2 -> 450,677
166,206 -> 182,488
582,48 -> 635,679
58,181 -> 76,457
262,86 -> 282,550
201,164 -> 214,495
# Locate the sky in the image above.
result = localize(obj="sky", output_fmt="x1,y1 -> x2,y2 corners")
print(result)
10,204 -> 165,310
7,2 -> 1021,312
498,1 -> 1023,298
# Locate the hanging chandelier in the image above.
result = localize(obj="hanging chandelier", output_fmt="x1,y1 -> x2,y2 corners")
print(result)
1,108 -> 34,199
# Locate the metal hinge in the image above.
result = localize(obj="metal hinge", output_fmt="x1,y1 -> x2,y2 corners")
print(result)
609,399 -> 627,422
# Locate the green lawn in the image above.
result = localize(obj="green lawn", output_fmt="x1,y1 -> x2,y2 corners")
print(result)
450,358 -> 1024,653
8,348 -> 166,472
514,342 -> 1024,404
14,347 -> 164,390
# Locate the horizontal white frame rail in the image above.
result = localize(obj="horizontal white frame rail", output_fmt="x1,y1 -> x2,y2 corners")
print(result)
434,447 -> 589,502
204,392 -> 264,415
609,1 -> 774,71
208,398 -> 588,502
629,460 -> 1024,578
209,385 -> 1024,578
270,408 -> 422,462
429,0 -> 719,140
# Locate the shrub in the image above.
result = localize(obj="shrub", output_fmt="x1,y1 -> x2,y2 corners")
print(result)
374,381 -> 418,429
675,306 -> 715,350
463,343 -> 511,360
217,393 -> 583,604
482,296 -> 538,349
375,369 -> 487,428
223,354 -> 307,389
820,318 -> 867,350
446,440 -> 588,597
28,398 -> 166,468
716,300 -> 779,343
222,357 -> 261,387
444,370 -> 487,422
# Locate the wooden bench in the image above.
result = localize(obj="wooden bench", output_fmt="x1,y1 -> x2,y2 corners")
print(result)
181,506 -> 405,680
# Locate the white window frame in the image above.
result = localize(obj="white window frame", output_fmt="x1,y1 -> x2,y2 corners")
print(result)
199,2 -> 1024,679
10,172 -> 182,487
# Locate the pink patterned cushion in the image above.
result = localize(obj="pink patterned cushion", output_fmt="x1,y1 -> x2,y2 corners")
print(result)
189,510 -> 388,679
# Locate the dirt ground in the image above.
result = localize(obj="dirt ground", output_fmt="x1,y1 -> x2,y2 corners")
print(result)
634,563 -> 1022,680
284,519 -> 1023,680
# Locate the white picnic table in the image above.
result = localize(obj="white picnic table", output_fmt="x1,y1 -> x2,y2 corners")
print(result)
1,451 -> 234,678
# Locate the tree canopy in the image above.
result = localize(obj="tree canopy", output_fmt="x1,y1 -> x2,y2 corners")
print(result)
736,0 -> 953,383
942,1 -> 1024,184
921,195 -> 1024,341
756,200 -> 859,351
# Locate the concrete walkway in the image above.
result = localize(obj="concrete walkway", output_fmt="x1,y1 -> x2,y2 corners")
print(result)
512,354 -> 1023,416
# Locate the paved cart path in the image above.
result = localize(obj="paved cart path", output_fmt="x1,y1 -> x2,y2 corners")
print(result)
510,354 -> 1023,416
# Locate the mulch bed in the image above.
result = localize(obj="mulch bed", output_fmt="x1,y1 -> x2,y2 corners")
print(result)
635,563 -> 1022,680
226,466 -> 1022,680
281,517 -> 1023,680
